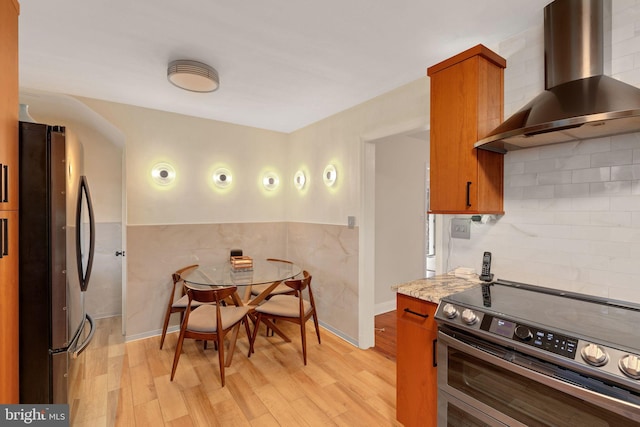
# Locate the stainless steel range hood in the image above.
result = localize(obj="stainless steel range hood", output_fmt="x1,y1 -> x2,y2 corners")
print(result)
475,0 -> 640,154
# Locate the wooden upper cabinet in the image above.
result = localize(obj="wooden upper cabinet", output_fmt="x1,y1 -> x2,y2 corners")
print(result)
0,0 -> 19,212
427,44 -> 506,214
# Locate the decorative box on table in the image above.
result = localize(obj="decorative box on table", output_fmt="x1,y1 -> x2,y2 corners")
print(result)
231,256 -> 253,270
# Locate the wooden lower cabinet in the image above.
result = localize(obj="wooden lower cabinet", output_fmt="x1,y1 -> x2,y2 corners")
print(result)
396,293 -> 438,427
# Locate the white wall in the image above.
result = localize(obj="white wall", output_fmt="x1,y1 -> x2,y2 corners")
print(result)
440,0 -> 640,303
80,99 -> 290,225
374,132 -> 428,313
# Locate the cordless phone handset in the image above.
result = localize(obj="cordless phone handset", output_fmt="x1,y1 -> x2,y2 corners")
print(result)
480,251 -> 494,282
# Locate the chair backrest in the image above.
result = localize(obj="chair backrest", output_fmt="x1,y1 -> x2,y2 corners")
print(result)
175,264 -> 199,277
186,285 -> 237,305
283,271 -> 311,293
171,264 -> 199,297
302,270 -> 317,307
266,258 -> 293,264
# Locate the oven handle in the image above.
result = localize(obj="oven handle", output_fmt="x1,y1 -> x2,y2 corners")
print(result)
438,330 -> 640,421
432,338 -> 437,367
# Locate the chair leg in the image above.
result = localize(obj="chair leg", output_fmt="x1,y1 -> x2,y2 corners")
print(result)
170,329 -> 187,381
249,314 -> 263,358
312,312 -> 321,344
243,318 -> 254,356
300,321 -> 308,365
160,307 -> 175,349
217,333 -> 225,387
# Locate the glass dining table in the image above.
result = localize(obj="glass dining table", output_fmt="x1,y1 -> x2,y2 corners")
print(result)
181,258 -> 302,305
180,258 -> 302,366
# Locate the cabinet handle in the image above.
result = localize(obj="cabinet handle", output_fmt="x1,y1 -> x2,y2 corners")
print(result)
0,218 -> 7,258
466,181 -> 472,207
432,338 -> 438,367
403,307 -> 429,319
0,164 -> 7,203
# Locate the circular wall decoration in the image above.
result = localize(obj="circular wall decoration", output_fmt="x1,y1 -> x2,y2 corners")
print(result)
323,164 -> 337,187
151,162 -> 176,185
263,171 -> 279,190
213,168 -> 232,188
294,170 -> 306,190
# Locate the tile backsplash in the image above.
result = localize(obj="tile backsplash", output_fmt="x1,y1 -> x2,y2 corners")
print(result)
447,132 -> 640,304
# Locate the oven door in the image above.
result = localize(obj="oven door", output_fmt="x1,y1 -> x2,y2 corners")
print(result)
437,327 -> 640,426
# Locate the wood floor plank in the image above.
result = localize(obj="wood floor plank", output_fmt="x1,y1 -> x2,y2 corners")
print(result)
165,414 -> 196,427
210,397 -> 252,427
224,372 -> 270,421
253,383 -> 310,427
182,385 -> 220,427
154,374 -> 190,422
133,399 -> 165,426
290,395 -> 337,427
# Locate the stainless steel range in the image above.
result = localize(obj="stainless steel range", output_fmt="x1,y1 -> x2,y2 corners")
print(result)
435,279 -> 640,426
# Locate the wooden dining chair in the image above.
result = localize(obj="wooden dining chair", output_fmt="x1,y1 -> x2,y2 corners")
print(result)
170,285 -> 252,386
250,258 -> 298,299
160,264 -> 204,349
249,270 -> 321,365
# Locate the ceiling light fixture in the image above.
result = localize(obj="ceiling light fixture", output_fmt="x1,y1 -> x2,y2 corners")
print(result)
167,60 -> 219,93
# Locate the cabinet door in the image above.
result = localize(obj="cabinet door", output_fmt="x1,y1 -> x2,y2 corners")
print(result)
396,293 -> 438,427
0,210 -> 19,402
428,45 -> 505,214
0,0 -> 19,212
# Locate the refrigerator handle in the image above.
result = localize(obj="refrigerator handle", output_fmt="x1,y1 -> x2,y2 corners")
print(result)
76,176 -> 96,292
70,313 -> 95,359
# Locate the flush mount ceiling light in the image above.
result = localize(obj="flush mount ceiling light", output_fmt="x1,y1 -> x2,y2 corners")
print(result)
323,164 -> 337,187
262,172 -> 279,191
213,168 -> 232,188
293,170 -> 306,190
167,60 -> 219,93
151,162 -> 176,185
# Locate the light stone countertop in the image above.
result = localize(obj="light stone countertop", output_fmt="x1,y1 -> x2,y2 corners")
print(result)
393,274 -> 483,304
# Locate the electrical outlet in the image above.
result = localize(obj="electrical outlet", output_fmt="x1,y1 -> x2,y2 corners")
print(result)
348,216 -> 356,229
451,218 -> 470,239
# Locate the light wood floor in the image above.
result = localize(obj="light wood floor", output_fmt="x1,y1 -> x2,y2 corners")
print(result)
70,316 -> 401,426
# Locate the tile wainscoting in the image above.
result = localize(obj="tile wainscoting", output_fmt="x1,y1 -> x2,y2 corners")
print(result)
125,222 -> 359,343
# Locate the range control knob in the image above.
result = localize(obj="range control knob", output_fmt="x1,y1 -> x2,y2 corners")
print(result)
619,354 -> 640,379
514,325 -> 533,341
442,304 -> 458,319
581,343 -> 609,367
461,309 -> 478,325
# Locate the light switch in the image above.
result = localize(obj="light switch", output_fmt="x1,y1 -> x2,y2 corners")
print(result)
348,216 -> 356,229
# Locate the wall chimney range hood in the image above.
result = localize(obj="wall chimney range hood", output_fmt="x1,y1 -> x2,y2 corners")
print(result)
475,0 -> 640,154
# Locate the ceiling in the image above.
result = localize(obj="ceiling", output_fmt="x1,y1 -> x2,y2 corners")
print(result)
19,0 -> 550,134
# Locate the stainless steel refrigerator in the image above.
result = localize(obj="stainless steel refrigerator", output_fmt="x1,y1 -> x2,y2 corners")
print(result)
18,121 -> 96,403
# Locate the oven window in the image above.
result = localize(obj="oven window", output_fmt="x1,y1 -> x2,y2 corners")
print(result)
447,347 -> 638,426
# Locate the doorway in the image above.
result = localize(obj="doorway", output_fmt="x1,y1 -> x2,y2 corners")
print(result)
360,127 -> 430,348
